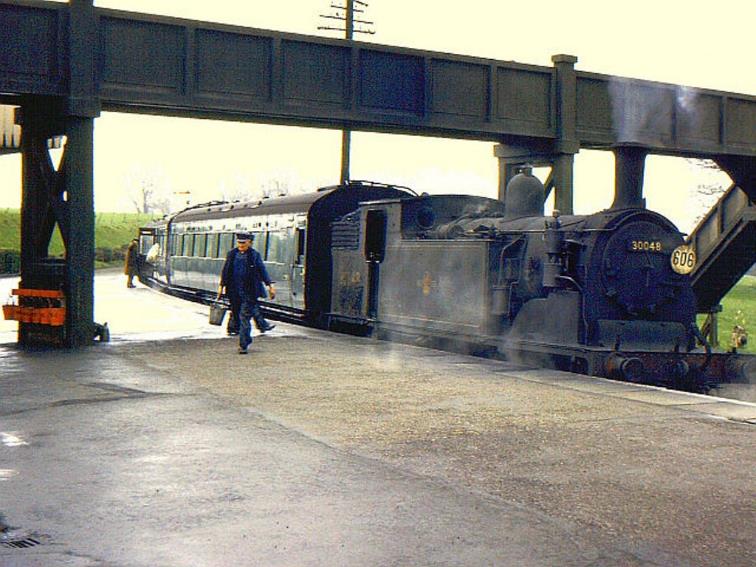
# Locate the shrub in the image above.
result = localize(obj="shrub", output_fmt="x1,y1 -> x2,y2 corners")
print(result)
0,249 -> 20,274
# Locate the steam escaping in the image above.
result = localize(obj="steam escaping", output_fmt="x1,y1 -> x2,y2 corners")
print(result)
608,78 -> 681,145
676,85 -> 697,113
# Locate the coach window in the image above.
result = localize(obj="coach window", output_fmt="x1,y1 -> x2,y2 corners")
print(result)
254,232 -> 266,257
206,234 -> 218,258
265,232 -> 279,262
195,234 -> 207,257
182,234 -> 194,257
139,234 -> 153,252
219,233 -> 234,255
266,231 -> 283,262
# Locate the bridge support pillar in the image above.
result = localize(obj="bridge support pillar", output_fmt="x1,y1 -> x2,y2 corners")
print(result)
493,54 -> 579,215
494,145 -> 575,214
14,0 -> 100,348
17,102 -> 95,347
62,116 -> 95,348
714,155 -> 756,202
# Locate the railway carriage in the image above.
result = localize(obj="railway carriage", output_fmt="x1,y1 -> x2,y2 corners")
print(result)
138,181 -> 412,323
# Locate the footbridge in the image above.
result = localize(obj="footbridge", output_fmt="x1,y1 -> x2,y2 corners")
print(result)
1,0 -> 754,346
688,184 -> 755,312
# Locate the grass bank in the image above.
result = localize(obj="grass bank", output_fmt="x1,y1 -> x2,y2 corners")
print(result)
0,209 -> 155,271
705,275 -> 754,354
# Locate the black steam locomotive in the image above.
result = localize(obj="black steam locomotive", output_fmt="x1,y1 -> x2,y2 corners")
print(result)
138,175 -> 751,391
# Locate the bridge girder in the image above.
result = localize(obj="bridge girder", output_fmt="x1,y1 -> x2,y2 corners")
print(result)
0,0 -> 753,159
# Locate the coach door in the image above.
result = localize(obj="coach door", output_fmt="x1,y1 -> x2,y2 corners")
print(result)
290,226 -> 306,310
364,209 -> 387,319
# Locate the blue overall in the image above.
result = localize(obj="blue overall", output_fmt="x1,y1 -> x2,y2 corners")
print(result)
220,247 -> 272,350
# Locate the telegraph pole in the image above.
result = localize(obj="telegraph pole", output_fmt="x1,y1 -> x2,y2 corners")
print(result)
318,1 -> 374,185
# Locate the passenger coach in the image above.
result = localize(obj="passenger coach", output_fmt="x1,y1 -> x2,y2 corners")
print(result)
138,181 -> 413,324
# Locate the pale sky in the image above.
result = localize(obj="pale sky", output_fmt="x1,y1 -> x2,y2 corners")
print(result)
1,0 -> 753,233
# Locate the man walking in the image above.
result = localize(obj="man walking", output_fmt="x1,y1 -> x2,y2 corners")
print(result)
218,233 -> 276,354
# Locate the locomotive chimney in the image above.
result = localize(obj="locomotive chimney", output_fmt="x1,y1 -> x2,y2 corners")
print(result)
612,145 -> 647,209
504,165 -> 544,219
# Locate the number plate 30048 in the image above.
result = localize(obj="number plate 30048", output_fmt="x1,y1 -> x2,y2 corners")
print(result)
628,240 -> 662,252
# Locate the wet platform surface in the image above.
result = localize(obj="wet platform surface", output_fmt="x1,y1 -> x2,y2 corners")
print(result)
0,275 -> 754,566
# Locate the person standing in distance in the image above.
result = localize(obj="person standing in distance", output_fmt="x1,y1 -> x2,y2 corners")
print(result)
218,233 -> 276,354
124,238 -> 139,288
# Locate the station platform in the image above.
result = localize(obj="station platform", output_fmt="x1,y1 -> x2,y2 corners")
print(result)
0,277 -> 754,566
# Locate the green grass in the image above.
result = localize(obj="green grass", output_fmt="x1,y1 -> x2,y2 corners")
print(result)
0,209 -> 156,267
706,275 -> 755,354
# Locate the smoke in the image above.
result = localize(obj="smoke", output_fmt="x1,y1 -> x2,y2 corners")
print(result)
609,78 -> 660,144
676,85 -> 697,113
676,84 -> 706,139
608,78 -> 701,145
460,202 -> 489,217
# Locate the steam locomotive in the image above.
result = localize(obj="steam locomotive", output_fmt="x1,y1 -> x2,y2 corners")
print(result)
137,175 -> 752,391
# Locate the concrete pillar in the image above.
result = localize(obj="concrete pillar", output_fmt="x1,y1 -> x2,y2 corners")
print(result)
553,153 -> 574,214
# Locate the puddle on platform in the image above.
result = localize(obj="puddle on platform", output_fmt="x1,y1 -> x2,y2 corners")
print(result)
0,433 -> 28,447
0,470 -> 18,481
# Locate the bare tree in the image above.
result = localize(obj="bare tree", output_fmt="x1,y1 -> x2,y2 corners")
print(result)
151,195 -> 172,215
262,178 -> 291,199
129,179 -> 155,214
125,166 -> 171,215
688,159 -> 728,224
220,175 -> 259,203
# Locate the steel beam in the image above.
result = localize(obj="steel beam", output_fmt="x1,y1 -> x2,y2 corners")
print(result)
18,99 -> 66,346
